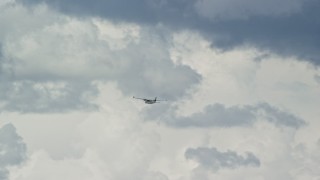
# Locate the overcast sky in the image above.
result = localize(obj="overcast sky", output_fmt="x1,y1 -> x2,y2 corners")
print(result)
1,0 -> 320,179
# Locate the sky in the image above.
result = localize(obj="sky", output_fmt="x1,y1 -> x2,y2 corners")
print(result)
0,0 -> 320,179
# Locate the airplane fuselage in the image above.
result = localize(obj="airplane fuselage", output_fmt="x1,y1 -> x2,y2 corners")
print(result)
144,100 -> 156,104
133,96 -> 163,104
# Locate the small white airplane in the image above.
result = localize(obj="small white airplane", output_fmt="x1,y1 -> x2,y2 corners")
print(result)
133,96 -> 167,104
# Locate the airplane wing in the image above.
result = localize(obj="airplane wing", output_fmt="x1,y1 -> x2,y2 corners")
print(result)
156,99 -> 167,102
133,96 -> 146,100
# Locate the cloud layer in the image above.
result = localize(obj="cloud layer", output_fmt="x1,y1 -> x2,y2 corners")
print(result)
0,3 -> 200,112
1,1 -> 320,180
0,124 -> 27,180
145,102 -> 305,129
18,0 -> 320,65
185,147 -> 260,171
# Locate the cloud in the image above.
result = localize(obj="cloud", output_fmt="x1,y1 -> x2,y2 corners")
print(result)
0,3 -> 200,112
143,172 -> 169,180
145,102 -> 305,129
0,124 -> 27,180
17,0 -> 194,24
171,103 -> 256,128
254,102 -> 306,128
194,0 -> 303,20
1,41 -> 98,112
18,0 -> 305,22
7,83 -> 168,180
194,0 -> 320,65
18,0 -> 320,65
0,80 -> 98,113
314,75 -> 320,84
0,3 -> 100,112
185,147 -> 260,171
1,1 -> 320,180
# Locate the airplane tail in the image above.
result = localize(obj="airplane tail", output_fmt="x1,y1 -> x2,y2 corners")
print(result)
154,97 -> 157,101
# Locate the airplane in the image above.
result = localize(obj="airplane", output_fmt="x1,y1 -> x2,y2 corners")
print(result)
133,96 -> 166,104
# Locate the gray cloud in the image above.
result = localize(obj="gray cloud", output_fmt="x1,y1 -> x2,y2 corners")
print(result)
18,0 -> 320,65
314,75 -> 320,84
0,80 -> 98,113
253,102 -> 306,128
1,43 -> 98,112
0,124 -> 27,180
194,0 -> 304,20
1,57 -> 199,113
172,103 -> 256,128
144,102 -> 305,129
185,147 -> 260,171
202,2 -> 320,64
0,7 -> 201,113
107,28 -> 201,100
17,0 -> 195,24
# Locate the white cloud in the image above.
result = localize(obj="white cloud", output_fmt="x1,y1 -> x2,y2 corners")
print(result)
0,2 -> 200,112
15,0 -> 320,65
170,30 -> 320,117
10,150 -> 106,180
1,1 -> 320,180
7,82 -> 166,180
